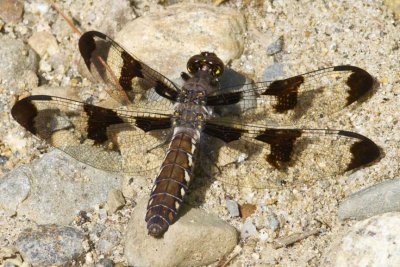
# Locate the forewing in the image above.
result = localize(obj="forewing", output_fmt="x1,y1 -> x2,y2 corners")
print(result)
202,119 -> 381,189
11,95 -> 173,176
79,31 -> 180,107
208,66 -> 375,123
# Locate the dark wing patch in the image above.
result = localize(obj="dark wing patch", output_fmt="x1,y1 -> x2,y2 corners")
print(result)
255,129 -> 302,168
11,95 -> 173,175
261,76 -> 304,112
201,119 -> 381,189
79,31 -> 180,106
207,65 -> 376,122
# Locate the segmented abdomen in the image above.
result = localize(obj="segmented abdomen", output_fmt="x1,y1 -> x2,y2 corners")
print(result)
145,128 -> 198,237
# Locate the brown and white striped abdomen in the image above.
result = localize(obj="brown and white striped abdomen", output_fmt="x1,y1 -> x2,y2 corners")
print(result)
145,127 -> 199,237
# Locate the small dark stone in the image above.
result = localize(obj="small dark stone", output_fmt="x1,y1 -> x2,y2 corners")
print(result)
96,258 -> 115,267
0,155 -> 8,165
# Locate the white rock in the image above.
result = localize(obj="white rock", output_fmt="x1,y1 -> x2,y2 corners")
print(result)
28,31 -> 59,57
226,199 -> 240,217
124,198 -> 238,267
241,219 -> 258,239
323,212 -> 400,266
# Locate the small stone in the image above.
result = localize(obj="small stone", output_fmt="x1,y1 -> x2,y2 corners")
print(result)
96,258 -> 115,267
98,208 -> 108,220
241,219 -> 258,239
264,63 -> 285,81
339,177 -> 400,221
267,212 -> 280,231
0,166 -> 31,216
266,36 -> 284,55
39,59 -> 52,72
124,198 -> 238,267
30,2 -> 50,15
28,32 -> 59,57
0,0 -> 24,24
16,225 -> 85,266
239,203 -> 257,219
106,189 -> 126,214
226,199 -> 240,217
251,253 -> 260,260
0,155 -> 9,165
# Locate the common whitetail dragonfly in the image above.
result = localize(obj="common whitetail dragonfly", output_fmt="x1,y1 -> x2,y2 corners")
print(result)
11,30 -> 381,237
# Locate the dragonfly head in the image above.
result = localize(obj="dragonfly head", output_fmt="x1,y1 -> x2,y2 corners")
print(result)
187,51 -> 224,78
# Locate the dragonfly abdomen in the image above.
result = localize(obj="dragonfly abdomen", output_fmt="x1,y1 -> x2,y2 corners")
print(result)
145,128 -> 199,237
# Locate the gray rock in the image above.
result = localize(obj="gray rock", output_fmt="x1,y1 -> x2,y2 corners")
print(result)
0,36 -> 38,92
16,150 -> 121,225
339,177 -> 400,221
323,213 -> 400,267
241,219 -> 258,239
114,3 -> 245,79
266,36 -> 284,55
124,198 -> 238,267
0,166 -> 31,216
226,199 -> 240,217
264,63 -> 286,81
16,225 -> 85,267
106,189 -> 126,214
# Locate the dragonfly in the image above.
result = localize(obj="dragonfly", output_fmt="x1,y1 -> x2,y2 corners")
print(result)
11,30 -> 381,237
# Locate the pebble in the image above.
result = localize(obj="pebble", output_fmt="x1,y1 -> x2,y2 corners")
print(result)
16,225 -> 85,266
323,213 -> 400,266
239,203 -> 257,219
124,198 -> 238,267
241,219 -> 258,239
0,36 -> 38,92
0,155 -> 8,165
106,189 -> 126,214
0,166 -> 31,216
28,31 -> 59,57
0,0 -> 24,24
95,258 -> 115,267
114,3 -> 245,79
13,150 -> 121,225
338,177 -> 400,221
266,36 -> 284,55
226,199 -> 240,217
267,212 -> 280,231
264,63 -> 286,81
